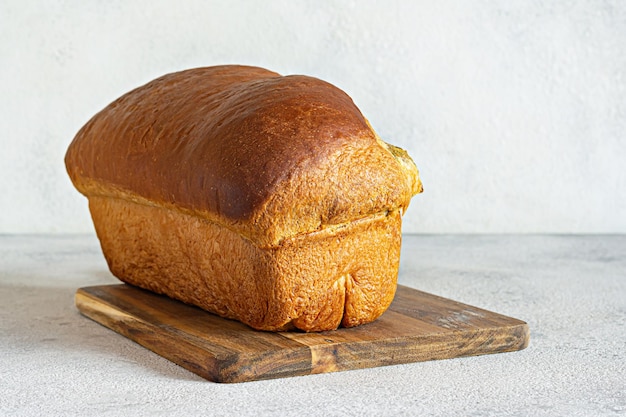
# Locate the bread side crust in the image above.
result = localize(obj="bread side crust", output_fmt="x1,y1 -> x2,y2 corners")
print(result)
88,195 -> 402,332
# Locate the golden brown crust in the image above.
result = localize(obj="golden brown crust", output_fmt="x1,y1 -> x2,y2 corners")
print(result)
65,65 -> 422,331
88,196 -> 401,332
65,65 -> 420,247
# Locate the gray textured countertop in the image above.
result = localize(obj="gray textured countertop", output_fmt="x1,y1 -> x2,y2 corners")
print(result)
1,234 -> 624,416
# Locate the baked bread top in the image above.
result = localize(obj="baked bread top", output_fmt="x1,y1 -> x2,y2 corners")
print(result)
65,65 -> 422,248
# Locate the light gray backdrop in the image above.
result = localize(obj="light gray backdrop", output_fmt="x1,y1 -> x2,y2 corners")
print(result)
2,0 -> 625,234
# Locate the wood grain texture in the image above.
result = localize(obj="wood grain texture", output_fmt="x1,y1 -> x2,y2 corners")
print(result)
75,284 -> 529,383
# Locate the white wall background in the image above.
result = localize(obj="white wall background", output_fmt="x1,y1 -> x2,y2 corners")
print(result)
1,0 -> 625,234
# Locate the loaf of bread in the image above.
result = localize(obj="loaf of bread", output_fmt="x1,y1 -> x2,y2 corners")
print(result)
65,65 -> 422,332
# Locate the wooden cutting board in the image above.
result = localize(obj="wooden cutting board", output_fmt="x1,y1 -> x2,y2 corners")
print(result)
75,284 -> 529,383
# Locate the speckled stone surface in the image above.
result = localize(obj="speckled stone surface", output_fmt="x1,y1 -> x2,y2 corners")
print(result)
1,234 -> 624,416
